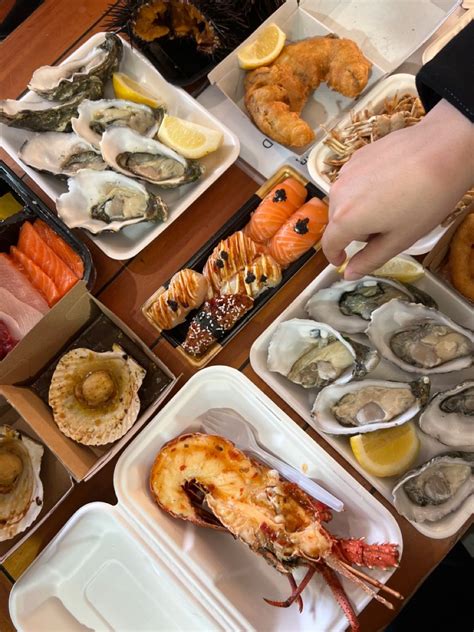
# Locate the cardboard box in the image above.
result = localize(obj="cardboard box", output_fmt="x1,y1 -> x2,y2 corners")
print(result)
0,282 -> 177,482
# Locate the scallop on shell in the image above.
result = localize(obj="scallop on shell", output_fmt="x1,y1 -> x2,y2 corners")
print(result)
312,377 -> 430,435
0,426 -> 43,542
392,452 -> 474,523
366,300 -> 474,374
267,318 -> 379,389
305,276 -> 436,334
419,381 -> 474,451
48,344 -> 146,446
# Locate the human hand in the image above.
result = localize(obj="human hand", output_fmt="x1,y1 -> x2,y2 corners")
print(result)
322,99 -> 474,280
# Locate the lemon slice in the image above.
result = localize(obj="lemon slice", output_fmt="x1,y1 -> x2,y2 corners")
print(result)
337,255 -> 424,283
112,72 -> 163,108
350,422 -> 420,478
237,23 -> 286,70
157,114 -> 223,159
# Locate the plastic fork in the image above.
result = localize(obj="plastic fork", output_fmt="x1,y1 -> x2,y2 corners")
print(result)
198,408 -> 344,512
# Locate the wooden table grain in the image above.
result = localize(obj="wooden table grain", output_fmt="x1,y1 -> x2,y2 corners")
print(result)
0,4 -> 472,631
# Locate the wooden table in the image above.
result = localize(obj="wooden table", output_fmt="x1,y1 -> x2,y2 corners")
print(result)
0,3 -> 471,630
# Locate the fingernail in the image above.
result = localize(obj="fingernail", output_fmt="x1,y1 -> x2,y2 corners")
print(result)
344,268 -> 362,281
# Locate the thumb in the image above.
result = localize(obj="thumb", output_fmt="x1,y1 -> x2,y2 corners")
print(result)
344,234 -> 405,280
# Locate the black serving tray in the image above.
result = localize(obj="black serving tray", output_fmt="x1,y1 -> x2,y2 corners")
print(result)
142,165 -> 327,367
0,161 -> 95,289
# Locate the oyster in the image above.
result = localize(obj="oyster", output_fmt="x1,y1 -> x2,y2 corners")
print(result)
312,377 -> 430,435
100,127 -> 204,188
56,169 -> 168,234
0,426 -> 43,542
306,276 -> 436,334
392,452 -> 474,523
72,98 -> 163,148
19,132 -> 107,177
28,33 -> 122,102
419,381 -> 474,451
267,318 -> 379,389
367,300 -> 474,373
48,344 -> 146,446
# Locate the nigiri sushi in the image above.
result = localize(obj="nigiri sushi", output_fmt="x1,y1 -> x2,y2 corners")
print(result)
269,197 -> 328,267
244,177 -> 307,243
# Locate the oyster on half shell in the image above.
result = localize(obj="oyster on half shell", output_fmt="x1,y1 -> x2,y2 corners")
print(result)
312,377 -> 430,435
56,169 -> 168,234
392,452 -> 474,523
419,381 -> 474,451
367,300 -> 474,374
100,127 -> 204,188
0,426 -> 43,542
267,318 -> 379,389
48,344 -> 146,446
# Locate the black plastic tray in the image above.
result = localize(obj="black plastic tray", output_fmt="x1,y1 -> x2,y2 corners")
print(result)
143,166 -> 326,367
0,161 -> 95,289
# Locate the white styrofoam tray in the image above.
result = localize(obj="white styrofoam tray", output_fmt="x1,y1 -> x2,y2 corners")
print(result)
250,261 -> 474,539
0,33 -> 240,260
9,367 -> 405,632
306,73 -> 450,256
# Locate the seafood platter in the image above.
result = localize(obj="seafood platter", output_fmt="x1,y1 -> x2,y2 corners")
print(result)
208,0 -> 459,155
0,32 -> 240,260
250,258 -> 474,539
9,367 -> 403,632
0,161 -> 94,364
142,166 -> 328,366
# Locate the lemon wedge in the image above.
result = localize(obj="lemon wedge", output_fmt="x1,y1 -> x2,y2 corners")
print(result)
350,422 -> 420,478
337,255 -> 424,283
112,72 -> 163,108
237,23 -> 286,70
157,114 -> 223,159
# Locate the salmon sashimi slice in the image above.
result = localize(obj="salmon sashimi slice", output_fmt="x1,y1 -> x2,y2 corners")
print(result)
17,222 -> 78,297
0,288 -> 44,339
0,253 -> 49,313
10,246 -> 61,306
244,177 -> 307,243
269,197 -> 328,267
34,219 -> 84,279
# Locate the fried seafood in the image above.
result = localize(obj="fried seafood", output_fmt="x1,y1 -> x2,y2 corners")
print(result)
150,432 -> 402,631
244,35 -> 372,147
449,212 -> 474,302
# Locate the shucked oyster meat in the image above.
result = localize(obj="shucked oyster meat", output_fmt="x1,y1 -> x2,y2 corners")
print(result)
0,426 -> 43,542
48,344 -> 146,445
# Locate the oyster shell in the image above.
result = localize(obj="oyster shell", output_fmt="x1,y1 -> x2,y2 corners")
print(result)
100,127 -> 204,188
367,300 -> 474,373
392,452 -> 474,523
48,344 -> 146,445
267,318 -> 379,389
419,381 -> 474,451
19,132 -> 107,177
28,33 -> 122,102
305,276 -> 436,334
0,426 -> 43,542
312,377 -> 430,435
56,169 -> 168,234
72,98 -> 163,148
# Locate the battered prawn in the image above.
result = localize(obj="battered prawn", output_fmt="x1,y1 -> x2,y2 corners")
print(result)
449,212 -> 474,302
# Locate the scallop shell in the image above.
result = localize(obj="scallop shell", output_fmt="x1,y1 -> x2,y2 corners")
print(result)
311,377 -> 430,435
48,344 -> 146,445
366,300 -> 474,374
0,426 -> 43,542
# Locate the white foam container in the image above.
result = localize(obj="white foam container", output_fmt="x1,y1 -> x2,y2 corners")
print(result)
0,33 -> 240,260
10,367 -> 403,632
250,260 -> 474,539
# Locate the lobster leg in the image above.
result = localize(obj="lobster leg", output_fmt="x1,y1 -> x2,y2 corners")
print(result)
264,566 -> 316,611
326,556 -> 394,610
338,560 -> 403,601
316,564 -> 360,632
287,573 -> 304,613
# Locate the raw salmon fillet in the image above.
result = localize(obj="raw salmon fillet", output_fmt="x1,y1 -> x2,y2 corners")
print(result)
0,253 -> 49,313
269,197 -> 328,267
244,178 -> 307,243
17,222 -> 78,297
10,246 -> 60,306
0,288 -> 43,339
34,219 -> 84,279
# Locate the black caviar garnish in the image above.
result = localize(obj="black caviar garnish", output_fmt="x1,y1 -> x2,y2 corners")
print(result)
216,258 -> 225,269
294,218 -> 309,234
167,299 -> 179,312
272,188 -> 287,203
220,250 -> 229,261
260,274 -> 267,282
245,272 -> 256,284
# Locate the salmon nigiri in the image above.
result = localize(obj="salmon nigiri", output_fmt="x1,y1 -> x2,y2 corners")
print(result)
34,219 -> 84,279
269,197 -> 328,267
244,177 -> 307,243
10,246 -> 60,306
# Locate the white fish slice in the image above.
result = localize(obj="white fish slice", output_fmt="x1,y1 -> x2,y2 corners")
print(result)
0,255 -> 49,313
0,288 -> 44,339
